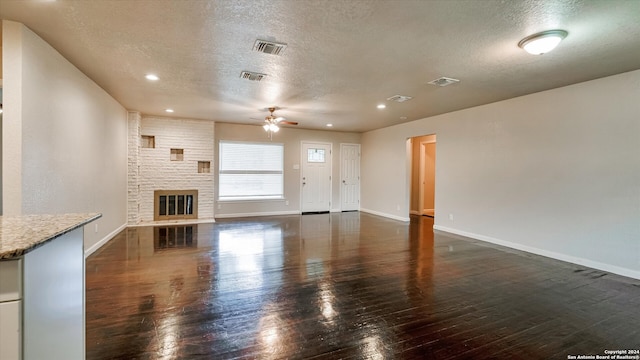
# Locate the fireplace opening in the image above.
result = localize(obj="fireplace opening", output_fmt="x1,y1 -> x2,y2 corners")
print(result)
154,190 -> 198,221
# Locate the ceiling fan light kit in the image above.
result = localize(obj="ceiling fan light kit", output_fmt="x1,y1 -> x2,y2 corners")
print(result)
263,123 -> 280,132
262,107 -> 297,139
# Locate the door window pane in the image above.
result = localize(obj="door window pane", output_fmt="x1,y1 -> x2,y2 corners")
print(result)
308,148 -> 325,163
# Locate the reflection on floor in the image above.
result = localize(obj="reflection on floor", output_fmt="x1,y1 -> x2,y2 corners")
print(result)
86,212 -> 640,359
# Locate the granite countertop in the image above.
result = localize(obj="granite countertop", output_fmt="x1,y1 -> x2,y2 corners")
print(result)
0,213 -> 101,259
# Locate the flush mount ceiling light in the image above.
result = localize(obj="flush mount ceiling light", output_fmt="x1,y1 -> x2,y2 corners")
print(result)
165,109 -> 174,113
377,104 -> 386,109
145,74 -> 159,81
518,30 -> 568,55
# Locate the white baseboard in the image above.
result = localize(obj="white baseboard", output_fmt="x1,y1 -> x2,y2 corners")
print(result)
84,223 -> 127,258
433,225 -> 640,281
129,218 -> 216,227
360,208 -> 410,222
215,210 -> 301,219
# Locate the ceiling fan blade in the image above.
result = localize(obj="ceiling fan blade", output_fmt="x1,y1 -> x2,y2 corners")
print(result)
279,121 -> 298,125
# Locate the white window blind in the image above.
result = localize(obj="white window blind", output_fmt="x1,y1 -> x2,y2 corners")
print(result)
219,141 -> 284,200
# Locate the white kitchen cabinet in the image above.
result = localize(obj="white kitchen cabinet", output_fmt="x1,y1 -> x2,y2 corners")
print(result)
0,300 -> 21,359
0,259 -> 22,360
0,213 -> 100,360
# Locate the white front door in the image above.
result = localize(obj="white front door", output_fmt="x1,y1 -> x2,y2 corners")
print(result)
301,142 -> 332,213
340,143 -> 360,211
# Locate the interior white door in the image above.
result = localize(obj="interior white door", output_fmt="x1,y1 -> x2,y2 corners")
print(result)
301,142 -> 332,213
340,143 -> 360,211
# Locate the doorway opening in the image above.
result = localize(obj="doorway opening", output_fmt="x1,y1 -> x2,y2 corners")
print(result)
409,134 -> 436,218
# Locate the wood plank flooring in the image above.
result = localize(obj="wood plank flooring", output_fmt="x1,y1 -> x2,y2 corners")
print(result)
86,213 -> 640,359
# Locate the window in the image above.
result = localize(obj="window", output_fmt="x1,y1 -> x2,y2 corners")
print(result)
219,141 -> 283,200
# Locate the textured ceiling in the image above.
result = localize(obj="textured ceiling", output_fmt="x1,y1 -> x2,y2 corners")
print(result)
1,0 -> 640,132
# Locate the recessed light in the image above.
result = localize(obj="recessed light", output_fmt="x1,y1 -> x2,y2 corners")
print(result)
165,109 -> 174,113
377,104 -> 386,109
518,30 -> 568,55
145,74 -> 159,81
326,124 -> 333,127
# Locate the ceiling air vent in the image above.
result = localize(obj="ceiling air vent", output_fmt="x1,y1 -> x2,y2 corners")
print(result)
386,95 -> 413,103
240,71 -> 267,82
428,77 -> 460,87
253,39 -> 287,55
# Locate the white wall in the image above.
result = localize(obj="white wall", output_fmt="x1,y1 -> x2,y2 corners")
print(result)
131,115 -> 215,223
2,21 -> 22,216
2,21 -> 128,252
361,69 -> 640,279
0,89 -> 3,215
215,123 -> 361,217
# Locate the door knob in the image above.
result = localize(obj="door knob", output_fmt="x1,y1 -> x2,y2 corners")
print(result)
342,180 -> 346,184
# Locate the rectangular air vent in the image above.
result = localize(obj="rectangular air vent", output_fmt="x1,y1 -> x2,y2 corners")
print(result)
386,95 -> 413,103
253,39 -> 287,55
428,77 -> 460,87
240,71 -> 267,82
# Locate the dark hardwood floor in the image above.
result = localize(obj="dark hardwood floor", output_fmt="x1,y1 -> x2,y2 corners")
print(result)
86,213 -> 640,359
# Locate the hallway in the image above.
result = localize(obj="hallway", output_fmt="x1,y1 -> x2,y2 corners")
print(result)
86,213 -> 640,359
